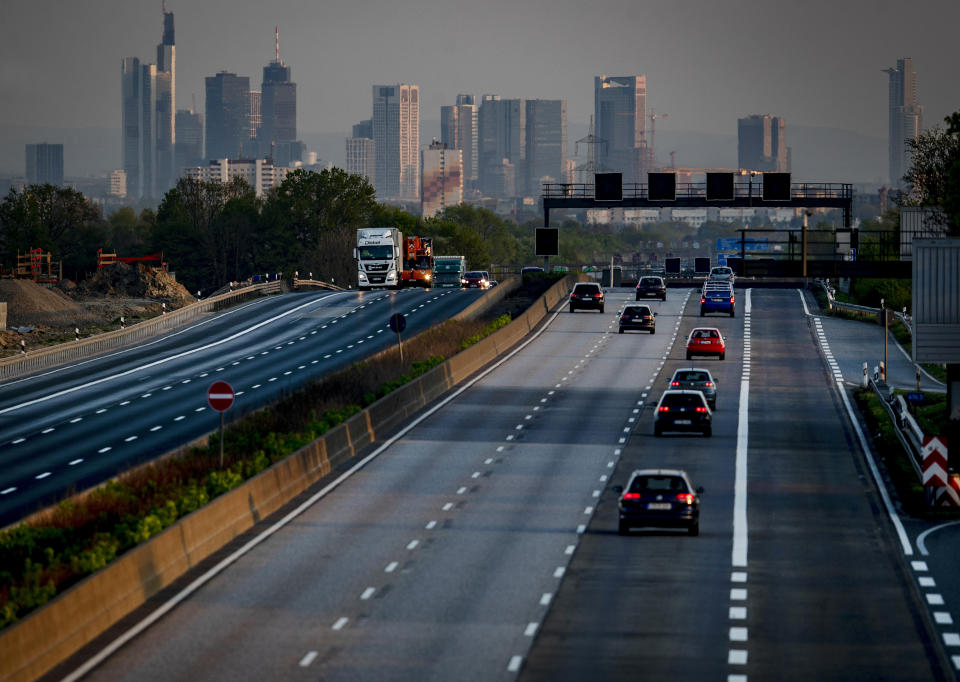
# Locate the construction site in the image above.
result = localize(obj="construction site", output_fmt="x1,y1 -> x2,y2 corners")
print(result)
0,249 -> 194,358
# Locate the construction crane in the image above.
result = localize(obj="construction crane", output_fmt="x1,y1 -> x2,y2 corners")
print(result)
649,110 -> 669,168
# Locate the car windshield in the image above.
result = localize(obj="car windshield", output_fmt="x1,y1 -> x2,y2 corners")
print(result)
464,271 -> 484,278
662,393 -> 705,408
675,371 -> 708,382
630,475 -> 688,493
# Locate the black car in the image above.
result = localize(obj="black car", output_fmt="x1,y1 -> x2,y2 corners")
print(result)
615,468 -> 703,536
569,282 -> 605,313
636,276 -> 667,301
653,389 -> 712,437
619,305 -> 656,334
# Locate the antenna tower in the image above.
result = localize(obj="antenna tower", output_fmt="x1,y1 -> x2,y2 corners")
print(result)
275,26 -> 280,62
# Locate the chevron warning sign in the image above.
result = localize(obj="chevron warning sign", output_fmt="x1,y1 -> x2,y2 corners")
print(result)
922,436 -> 949,487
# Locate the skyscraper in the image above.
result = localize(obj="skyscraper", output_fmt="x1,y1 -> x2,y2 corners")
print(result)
594,75 -> 646,183
372,84 -> 420,200
421,140 -> 462,218
884,58 -> 924,187
441,94 -> 478,191
25,143 -> 64,186
154,8 -> 175,194
120,8 -> 175,199
737,114 -> 788,172
346,119 -> 376,184
259,28 -> 298,160
205,72 -> 251,160
478,95 -> 525,197
174,109 -> 203,171
524,99 -> 566,196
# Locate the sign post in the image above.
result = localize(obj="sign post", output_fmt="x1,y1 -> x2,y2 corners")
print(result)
389,313 -> 406,363
207,381 -> 235,467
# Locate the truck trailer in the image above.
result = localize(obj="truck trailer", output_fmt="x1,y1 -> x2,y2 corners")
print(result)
355,227 -> 403,290
432,255 -> 466,288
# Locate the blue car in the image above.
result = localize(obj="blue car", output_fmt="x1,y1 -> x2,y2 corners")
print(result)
700,282 -> 735,317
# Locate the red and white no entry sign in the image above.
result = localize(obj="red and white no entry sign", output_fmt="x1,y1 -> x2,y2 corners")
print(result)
207,381 -> 235,412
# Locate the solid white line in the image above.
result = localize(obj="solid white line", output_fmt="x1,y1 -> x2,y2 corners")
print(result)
917,520 -> 960,556
0,294 -> 339,416
299,651 -> 318,667
60,296 -> 573,679
732,290 -> 751,569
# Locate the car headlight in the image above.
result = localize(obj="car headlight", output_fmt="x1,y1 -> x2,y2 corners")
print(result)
358,272 -> 368,282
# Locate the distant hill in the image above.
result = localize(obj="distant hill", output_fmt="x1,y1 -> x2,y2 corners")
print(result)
0,122 -> 886,185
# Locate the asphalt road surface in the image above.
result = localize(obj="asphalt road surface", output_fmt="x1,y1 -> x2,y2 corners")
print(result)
0,287 -> 484,527
52,287 -> 954,681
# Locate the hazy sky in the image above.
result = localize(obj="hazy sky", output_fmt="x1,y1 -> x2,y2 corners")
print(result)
1,0 -> 958,138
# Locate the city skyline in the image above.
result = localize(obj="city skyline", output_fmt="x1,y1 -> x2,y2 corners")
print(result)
1,0 -> 957,144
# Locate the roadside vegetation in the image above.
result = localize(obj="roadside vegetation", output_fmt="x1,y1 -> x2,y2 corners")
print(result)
0,275 -> 559,630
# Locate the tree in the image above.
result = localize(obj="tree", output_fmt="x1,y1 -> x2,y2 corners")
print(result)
903,111 -> 960,235
0,184 -> 105,278
260,168 -> 378,284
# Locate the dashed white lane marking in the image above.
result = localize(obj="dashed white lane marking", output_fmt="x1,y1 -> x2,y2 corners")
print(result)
485,458 -> 494,465
385,562 -> 398,573
919,576 -> 936,587
731,588 -> 747,600
935,612 -> 954,624
577,524 -> 586,534
332,617 -> 349,630
927,594 -> 946,605
361,587 -> 376,600
150,426 -> 162,432
10,438 -> 24,445
496,446 -> 505,452
524,622 -> 538,636
472,471 -> 481,478
730,627 -> 748,642
508,656 -> 523,672
195,407 -> 206,412
35,472 -> 51,480
124,436 -> 137,442
539,593 -> 552,606
96,409 -> 107,414
299,651 -> 318,667
70,417 -> 83,423
584,507 -> 593,515
252,384 -> 261,389
442,503 -> 453,511
728,650 -> 748,664
98,446 -> 111,453
457,486 -> 468,495
406,540 -> 419,550
1,487 -> 16,495
729,606 -> 747,619
944,633 -> 960,646
553,567 -> 565,578
42,427 -> 55,434
425,520 -> 437,530
951,655 -> 960,671
565,544 -> 576,555
69,459 -> 83,466
174,415 -> 185,421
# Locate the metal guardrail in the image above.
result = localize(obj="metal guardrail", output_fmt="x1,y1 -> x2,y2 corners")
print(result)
869,378 -> 925,480
0,281 -> 283,382
815,279 -> 912,331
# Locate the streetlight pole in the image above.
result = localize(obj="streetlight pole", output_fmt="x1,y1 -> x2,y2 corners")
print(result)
881,298 -> 888,382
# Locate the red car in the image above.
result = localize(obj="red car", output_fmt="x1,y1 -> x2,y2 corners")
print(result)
685,327 -> 726,360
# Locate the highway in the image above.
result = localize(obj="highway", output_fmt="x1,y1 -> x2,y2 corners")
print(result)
51,286 -> 953,681
0,287 -> 485,528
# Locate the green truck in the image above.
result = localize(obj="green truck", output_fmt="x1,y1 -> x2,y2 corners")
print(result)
433,255 -> 466,288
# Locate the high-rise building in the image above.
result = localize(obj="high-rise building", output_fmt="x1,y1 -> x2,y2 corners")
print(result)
154,8 -> 175,194
174,109 -> 204,172
120,8 -> 175,199
250,91 -> 262,140
478,95 -> 525,197
25,143 -> 64,186
524,99 -> 566,196
737,114 -> 788,172
182,158 -> 291,197
346,119 -> 375,183
884,58 -> 924,187
441,94 -> 478,192
259,29 -> 298,160
109,169 -> 127,198
372,84 -> 420,200
421,140 -> 462,218
205,72 -> 251,160
594,75 -> 646,183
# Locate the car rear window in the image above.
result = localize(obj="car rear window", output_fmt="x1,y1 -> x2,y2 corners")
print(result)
640,278 -> 661,285
662,393 -> 705,408
691,329 -> 719,339
575,284 -> 601,294
630,475 -> 688,493
675,371 -> 707,382
623,306 -> 650,316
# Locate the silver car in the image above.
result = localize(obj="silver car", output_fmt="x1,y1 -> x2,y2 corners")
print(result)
667,367 -> 718,409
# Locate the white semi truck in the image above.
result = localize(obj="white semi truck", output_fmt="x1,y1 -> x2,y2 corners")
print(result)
355,227 -> 403,290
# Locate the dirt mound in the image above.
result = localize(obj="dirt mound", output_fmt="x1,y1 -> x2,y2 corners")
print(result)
76,263 -> 195,303
0,279 -> 87,327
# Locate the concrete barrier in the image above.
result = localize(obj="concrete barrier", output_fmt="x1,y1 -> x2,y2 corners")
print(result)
0,274 -> 581,682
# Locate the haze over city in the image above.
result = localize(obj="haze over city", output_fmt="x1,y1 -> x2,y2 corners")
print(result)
1,0 -> 958,181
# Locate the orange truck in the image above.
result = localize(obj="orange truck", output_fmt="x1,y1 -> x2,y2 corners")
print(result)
401,236 -> 434,288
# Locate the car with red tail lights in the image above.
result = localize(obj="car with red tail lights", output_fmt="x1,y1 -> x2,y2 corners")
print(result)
614,468 -> 703,536
653,389 -> 712,437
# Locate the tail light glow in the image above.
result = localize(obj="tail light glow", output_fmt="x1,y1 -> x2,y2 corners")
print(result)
695,406 -> 708,413
704,381 -> 713,387
658,406 -> 670,412
671,381 -> 680,387
676,493 -> 694,504
623,492 -> 642,500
